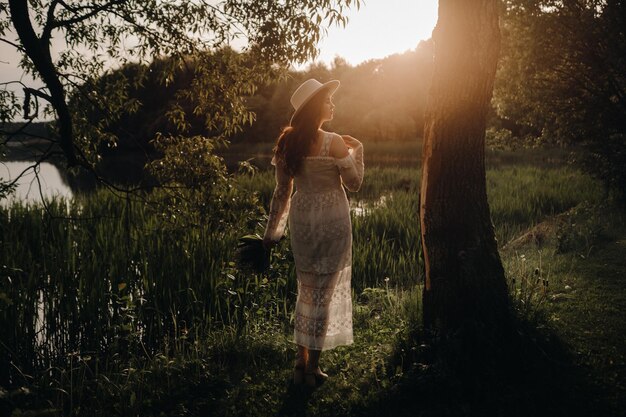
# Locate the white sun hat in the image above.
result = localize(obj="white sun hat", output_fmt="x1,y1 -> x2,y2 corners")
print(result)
290,78 -> 340,125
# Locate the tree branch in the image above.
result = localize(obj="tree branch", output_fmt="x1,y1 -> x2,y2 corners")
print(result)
0,118 -> 34,145
9,0 -> 78,167
41,0 -> 61,43
1,141 -> 56,191
0,37 -> 25,52
52,0 -> 126,29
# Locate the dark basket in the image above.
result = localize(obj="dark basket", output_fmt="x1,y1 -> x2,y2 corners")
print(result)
235,234 -> 270,274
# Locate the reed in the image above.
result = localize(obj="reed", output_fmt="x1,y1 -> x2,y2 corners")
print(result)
0,163 -> 601,389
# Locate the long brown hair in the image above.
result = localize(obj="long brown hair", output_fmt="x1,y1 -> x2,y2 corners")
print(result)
273,87 -> 329,176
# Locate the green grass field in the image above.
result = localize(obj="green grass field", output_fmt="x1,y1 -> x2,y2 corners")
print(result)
1,147 -> 624,416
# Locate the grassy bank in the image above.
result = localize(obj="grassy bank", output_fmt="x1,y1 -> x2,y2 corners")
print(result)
2,160 -> 618,416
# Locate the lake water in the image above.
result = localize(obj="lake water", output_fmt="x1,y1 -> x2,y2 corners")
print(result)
1,161 -> 73,206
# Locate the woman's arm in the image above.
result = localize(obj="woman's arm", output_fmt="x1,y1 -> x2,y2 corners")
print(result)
331,134 -> 364,192
263,156 -> 294,248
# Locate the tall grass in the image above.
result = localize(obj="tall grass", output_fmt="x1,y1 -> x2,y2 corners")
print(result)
0,162 -> 601,388
487,166 -> 603,244
0,190 -> 272,384
239,163 -> 601,244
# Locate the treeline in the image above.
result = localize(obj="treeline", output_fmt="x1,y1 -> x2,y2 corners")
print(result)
494,0 -> 625,199
68,41 -> 434,152
233,42 -> 433,144
7,1 -> 624,198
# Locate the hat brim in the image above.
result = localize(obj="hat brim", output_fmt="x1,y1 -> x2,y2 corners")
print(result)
289,80 -> 340,126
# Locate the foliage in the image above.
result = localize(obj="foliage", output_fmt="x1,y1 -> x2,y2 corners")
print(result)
485,126 -> 543,151
68,48 -> 268,168
72,39 -> 434,172
555,201 -> 614,256
143,134 -> 242,230
0,0 -> 360,186
495,0 -> 626,199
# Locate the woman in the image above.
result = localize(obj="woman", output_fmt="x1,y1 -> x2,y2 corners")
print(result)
262,78 -> 364,387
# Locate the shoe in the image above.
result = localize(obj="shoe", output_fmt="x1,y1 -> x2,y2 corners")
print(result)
304,368 -> 328,388
293,364 -> 305,385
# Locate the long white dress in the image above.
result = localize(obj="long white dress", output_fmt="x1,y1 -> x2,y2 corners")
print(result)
264,131 -> 364,351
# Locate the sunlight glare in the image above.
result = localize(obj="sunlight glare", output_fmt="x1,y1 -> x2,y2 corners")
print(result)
313,0 -> 438,66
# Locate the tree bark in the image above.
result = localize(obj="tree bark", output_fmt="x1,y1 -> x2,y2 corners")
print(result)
9,0 -> 78,167
420,0 -> 510,331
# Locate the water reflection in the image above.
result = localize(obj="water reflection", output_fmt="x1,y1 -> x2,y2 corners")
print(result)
352,194 -> 390,216
1,161 -> 73,205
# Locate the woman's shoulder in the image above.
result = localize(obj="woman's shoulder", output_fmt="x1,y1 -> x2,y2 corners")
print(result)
325,131 -> 350,159
324,131 -> 360,143
323,131 -> 343,142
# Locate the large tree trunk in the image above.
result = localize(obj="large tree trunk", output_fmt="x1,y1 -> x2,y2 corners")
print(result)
420,0 -> 510,331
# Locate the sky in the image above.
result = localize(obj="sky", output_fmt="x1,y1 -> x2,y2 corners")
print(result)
313,0 -> 438,66
0,0 -> 439,120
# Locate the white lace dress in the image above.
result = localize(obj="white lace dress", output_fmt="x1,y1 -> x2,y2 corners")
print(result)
264,131 -> 364,351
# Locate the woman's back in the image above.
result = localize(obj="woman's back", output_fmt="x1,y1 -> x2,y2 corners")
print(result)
293,132 -> 343,194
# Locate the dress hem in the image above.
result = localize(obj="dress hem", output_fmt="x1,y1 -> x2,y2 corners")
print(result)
291,338 -> 354,352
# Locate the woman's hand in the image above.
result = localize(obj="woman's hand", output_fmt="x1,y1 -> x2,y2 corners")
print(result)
341,135 -> 361,149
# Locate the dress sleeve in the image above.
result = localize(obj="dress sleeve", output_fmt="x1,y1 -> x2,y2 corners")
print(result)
263,155 -> 294,242
335,139 -> 364,192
